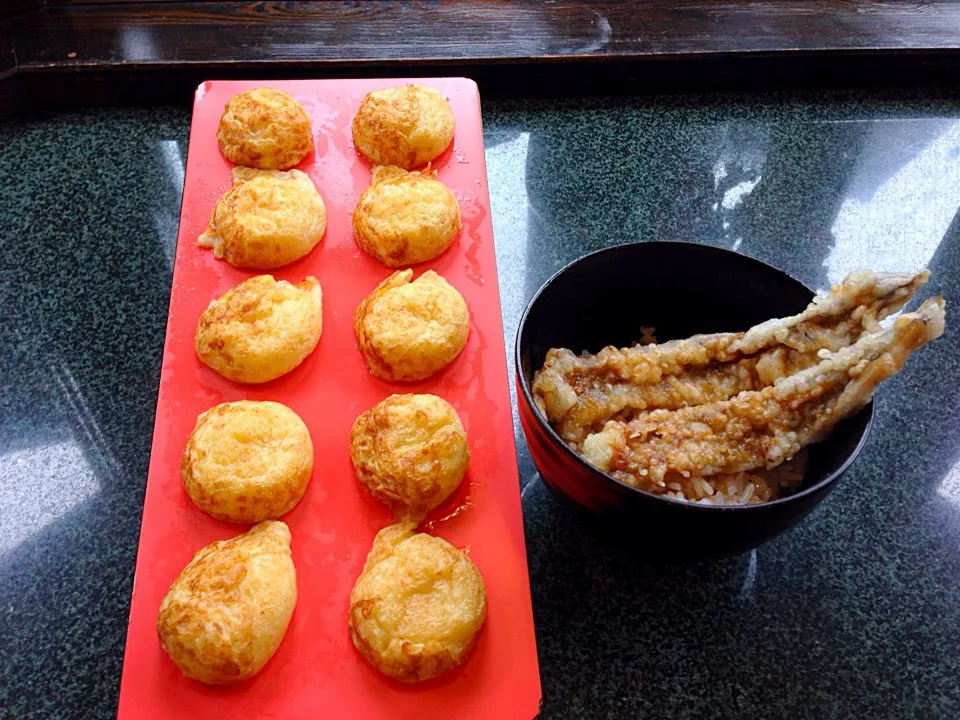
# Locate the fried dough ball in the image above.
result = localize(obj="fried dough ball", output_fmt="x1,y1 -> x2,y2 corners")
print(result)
348,523 -> 486,683
217,87 -> 312,169
157,521 -> 297,685
181,401 -> 313,524
198,167 -> 326,270
353,165 -> 460,267
354,269 -> 468,382
350,394 -> 468,519
195,275 -> 323,384
351,84 -> 455,169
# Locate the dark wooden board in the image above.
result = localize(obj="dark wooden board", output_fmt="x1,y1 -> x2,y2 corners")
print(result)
4,1 -> 960,118
13,0 -> 960,70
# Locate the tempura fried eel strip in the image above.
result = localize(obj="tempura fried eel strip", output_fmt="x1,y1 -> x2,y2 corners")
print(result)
546,270 -> 929,441
580,298 -> 945,490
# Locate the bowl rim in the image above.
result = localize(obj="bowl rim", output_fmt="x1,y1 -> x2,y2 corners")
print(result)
514,240 -> 876,513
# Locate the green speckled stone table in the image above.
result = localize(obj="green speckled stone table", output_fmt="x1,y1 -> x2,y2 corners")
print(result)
2,90 -> 960,719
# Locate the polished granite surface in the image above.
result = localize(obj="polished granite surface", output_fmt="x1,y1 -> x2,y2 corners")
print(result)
2,91 -> 960,719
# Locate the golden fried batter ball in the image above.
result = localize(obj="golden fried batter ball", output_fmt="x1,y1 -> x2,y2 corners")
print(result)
348,523 -> 486,683
354,269 -> 469,382
157,521 -> 297,685
181,400 -> 313,524
195,275 -> 323,384
351,84 -> 455,169
350,394 -> 469,519
217,87 -> 312,169
198,167 -> 326,270
353,166 -> 461,267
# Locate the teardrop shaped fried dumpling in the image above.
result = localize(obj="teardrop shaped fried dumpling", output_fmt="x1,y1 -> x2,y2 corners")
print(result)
352,165 -> 460,268
354,269 -> 468,382
351,84 -> 454,169
195,274 -> 323,384
217,87 -> 313,170
199,167 -> 326,270
157,521 -> 297,685
182,400 -> 314,524
348,523 -> 486,683
349,393 -> 469,520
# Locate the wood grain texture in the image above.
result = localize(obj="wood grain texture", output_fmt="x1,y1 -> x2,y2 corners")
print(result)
5,0 -> 960,120
11,1 -> 960,71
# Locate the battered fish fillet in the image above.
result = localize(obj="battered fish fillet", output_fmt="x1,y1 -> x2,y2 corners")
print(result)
580,297 -> 945,493
535,270 -> 928,444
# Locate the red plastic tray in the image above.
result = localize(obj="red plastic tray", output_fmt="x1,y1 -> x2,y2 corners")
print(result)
117,78 -> 541,720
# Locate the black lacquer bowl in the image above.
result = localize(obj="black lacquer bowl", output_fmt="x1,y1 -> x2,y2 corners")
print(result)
515,242 -> 874,558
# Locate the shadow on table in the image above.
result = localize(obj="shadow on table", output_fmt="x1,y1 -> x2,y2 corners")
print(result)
0,107 -> 186,717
